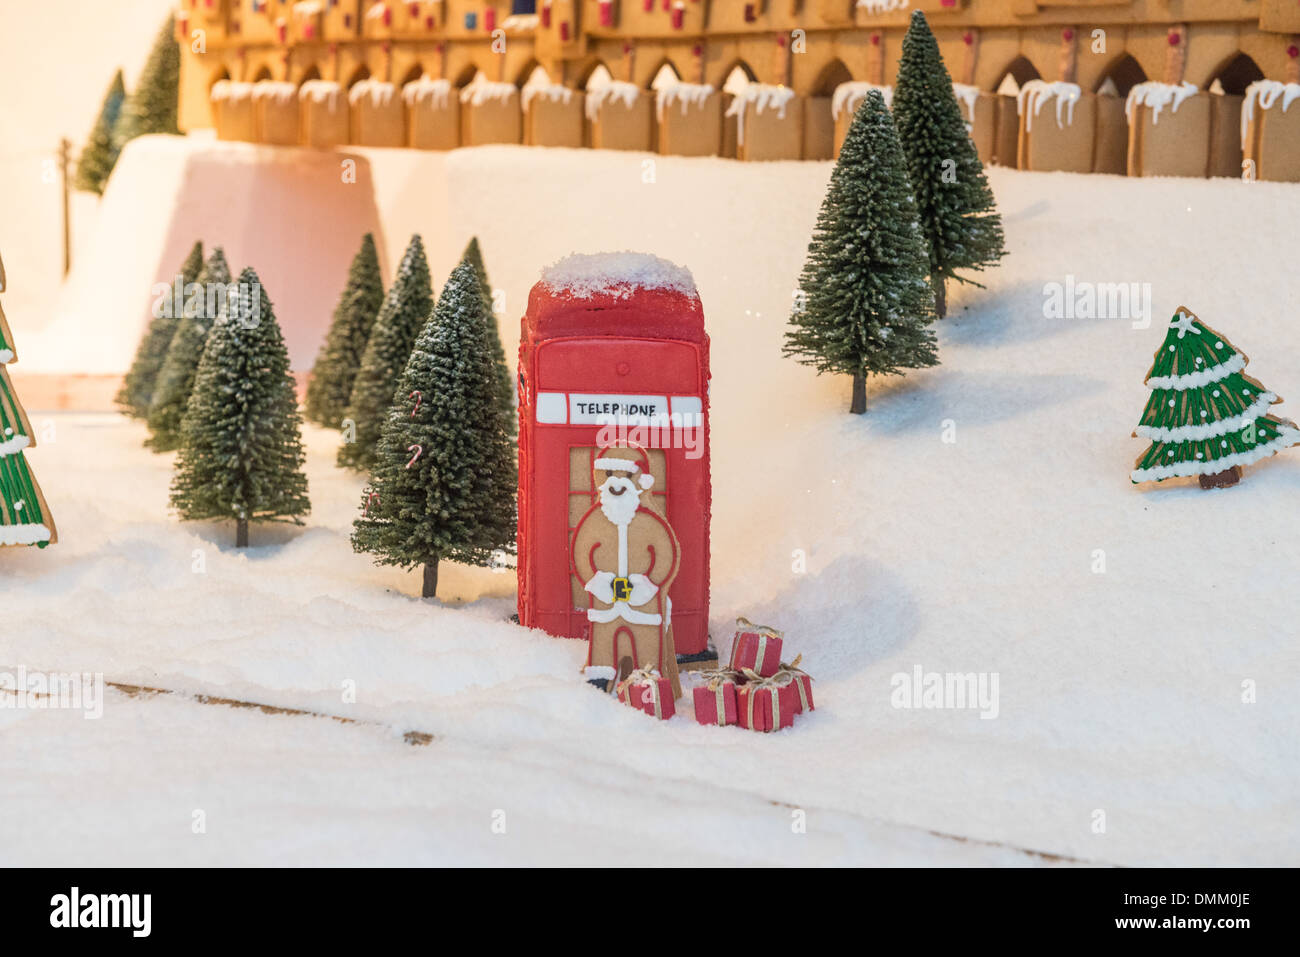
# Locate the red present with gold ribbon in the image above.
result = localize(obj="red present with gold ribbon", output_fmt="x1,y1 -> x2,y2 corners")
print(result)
728,617 -> 783,678
736,669 -> 796,733
616,667 -> 675,720
693,668 -> 740,726
775,655 -> 814,714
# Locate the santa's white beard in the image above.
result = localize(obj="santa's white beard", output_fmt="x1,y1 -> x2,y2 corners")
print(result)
598,476 -> 642,526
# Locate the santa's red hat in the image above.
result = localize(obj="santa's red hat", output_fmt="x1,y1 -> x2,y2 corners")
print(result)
594,444 -> 654,490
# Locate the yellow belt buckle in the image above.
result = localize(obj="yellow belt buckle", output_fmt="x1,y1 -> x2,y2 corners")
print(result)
611,576 -> 633,601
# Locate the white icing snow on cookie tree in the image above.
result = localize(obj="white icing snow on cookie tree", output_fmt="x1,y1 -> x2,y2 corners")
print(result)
1131,307 -> 1300,488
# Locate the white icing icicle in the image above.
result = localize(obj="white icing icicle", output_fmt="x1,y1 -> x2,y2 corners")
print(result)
349,80 -> 397,108
0,523 -> 52,547
299,80 -> 343,111
725,84 -> 796,146
951,82 -> 980,124
654,82 -> 714,122
403,76 -> 452,109
252,81 -> 299,105
1240,80 -> 1300,149
459,78 -> 518,107
1125,81 -> 1198,125
584,80 -> 640,123
211,81 -> 254,103
0,433 -> 30,456
1016,80 -> 1081,132
521,82 -> 573,113
831,82 -> 893,121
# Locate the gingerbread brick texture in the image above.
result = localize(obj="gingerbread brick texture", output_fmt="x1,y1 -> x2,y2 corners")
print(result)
175,2 -> 1300,178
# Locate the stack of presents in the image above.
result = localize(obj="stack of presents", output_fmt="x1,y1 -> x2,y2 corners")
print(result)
616,618 -> 815,732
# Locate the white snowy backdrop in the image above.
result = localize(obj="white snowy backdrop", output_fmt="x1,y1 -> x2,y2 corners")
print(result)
3,134 -> 1299,865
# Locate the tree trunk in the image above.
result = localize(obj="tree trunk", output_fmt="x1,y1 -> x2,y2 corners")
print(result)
935,280 -> 947,319
235,518 -> 249,548
850,372 -> 867,415
422,561 -> 439,599
1198,466 -> 1242,490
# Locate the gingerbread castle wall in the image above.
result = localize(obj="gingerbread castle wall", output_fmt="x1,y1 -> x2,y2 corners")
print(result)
176,1 -> 1300,180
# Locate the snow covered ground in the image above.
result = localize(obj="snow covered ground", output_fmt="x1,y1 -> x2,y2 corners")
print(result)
4,144 -> 1300,866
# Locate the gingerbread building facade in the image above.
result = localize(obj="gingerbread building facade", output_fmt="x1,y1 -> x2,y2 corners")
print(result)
176,1 -> 1300,180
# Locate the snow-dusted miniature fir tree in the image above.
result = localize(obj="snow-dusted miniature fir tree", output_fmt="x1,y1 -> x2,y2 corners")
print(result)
170,268 -> 309,547
1,251 -> 56,547
352,261 -> 516,598
114,15 -> 180,148
338,234 -> 432,471
784,90 -> 937,415
892,10 -> 1005,318
75,70 -> 126,196
116,240 -> 203,419
146,247 -> 231,451
461,236 -> 515,435
1132,307 -> 1300,488
305,233 -> 385,429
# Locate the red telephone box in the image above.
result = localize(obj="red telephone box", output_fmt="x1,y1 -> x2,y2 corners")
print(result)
517,254 -> 712,661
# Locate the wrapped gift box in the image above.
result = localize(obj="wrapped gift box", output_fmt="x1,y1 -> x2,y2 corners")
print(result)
776,655 -> 814,714
728,617 -> 783,678
617,668 -> 675,720
737,674 -> 796,733
693,668 -> 740,726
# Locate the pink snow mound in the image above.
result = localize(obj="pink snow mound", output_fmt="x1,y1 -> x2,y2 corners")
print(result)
539,251 -> 698,300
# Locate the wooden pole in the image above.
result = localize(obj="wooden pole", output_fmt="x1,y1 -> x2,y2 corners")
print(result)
59,138 -> 71,277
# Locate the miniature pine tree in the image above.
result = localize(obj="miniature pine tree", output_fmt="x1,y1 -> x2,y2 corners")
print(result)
462,237 -> 515,433
305,233 -> 385,429
0,252 -> 57,547
783,91 -> 938,415
114,15 -> 181,148
171,268 -> 310,547
146,248 -> 231,451
352,261 -> 517,599
75,70 -> 127,195
338,234 -> 432,472
115,241 -> 204,418
892,10 -> 1006,319
1131,307 -> 1300,489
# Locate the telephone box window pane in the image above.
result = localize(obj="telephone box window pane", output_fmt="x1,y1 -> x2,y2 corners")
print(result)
536,391 -> 567,423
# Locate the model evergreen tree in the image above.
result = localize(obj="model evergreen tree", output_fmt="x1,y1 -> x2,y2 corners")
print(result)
352,261 -> 517,599
338,234 -> 432,472
146,248 -> 231,451
784,91 -> 937,415
171,268 -> 310,547
114,15 -> 181,148
1131,307 -> 1300,489
115,241 -> 204,418
892,10 -> 1005,318
305,233 -> 385,429
75,70 -> 127,195
462,236 -> 515,433
1,251 -> 57,548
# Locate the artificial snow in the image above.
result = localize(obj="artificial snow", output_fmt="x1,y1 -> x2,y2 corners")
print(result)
1017,80 -> 1081,131
538,251 -> 698,301
1125,81 -> 1199,125
10,142 -> 1300,866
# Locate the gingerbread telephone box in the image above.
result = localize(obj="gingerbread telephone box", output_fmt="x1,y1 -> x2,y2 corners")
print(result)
517,256 -> 712,662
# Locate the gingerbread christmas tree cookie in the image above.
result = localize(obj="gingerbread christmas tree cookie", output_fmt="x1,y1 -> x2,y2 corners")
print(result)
1132,307 -> 1300,488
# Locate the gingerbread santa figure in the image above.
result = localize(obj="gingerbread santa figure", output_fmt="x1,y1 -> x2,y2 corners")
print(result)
571,443 -> 682,698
